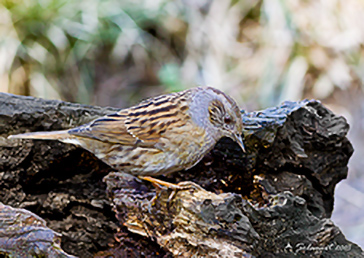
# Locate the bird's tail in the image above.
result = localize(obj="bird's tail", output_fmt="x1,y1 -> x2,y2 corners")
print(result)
8,130 -> 71,141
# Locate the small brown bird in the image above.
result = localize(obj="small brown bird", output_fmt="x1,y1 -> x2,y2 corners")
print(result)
8,87 -> 245,178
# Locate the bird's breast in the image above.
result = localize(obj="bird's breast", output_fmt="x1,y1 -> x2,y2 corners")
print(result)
161,123 -> 215,168
84,122 -> 215,176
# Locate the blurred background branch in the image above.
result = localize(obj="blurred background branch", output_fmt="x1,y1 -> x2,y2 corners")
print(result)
1,0 -> 364,248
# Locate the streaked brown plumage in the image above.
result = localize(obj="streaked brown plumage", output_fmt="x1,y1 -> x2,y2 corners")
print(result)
8,87 -> 245,177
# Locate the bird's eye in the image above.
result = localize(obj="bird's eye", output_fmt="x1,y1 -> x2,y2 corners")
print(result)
224,116 -> 232,124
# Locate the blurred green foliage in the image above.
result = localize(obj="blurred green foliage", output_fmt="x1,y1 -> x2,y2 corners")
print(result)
2,0 -> 363,109
1,0 -> 188,105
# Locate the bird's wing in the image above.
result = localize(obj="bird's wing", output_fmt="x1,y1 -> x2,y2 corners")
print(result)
68,93 -> 191,148
68,110 -> 142,145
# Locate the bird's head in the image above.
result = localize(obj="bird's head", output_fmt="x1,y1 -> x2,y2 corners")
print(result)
207,89 -> 245,152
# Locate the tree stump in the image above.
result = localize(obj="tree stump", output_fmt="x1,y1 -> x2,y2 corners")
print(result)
0,93 -> 362,257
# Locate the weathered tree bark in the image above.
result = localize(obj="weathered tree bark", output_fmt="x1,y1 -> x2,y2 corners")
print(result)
0,93 -> 362,257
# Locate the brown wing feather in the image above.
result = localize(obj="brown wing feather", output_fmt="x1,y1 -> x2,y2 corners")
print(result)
68,110 -> 140,145
68,90 -> 192,148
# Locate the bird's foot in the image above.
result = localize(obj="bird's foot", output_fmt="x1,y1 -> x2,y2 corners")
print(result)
139,176 -> 202,191
139,176 -> 202,210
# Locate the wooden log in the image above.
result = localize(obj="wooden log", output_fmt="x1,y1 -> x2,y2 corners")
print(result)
0,93 -> 362,257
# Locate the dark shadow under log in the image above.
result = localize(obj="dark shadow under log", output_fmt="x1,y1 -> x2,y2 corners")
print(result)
0,93 -> 362,257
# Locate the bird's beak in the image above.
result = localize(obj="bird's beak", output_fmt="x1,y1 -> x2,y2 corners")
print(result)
232,133 -> 245,153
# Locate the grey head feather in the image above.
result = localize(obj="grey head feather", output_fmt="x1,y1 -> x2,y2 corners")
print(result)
188,87 -> 225,142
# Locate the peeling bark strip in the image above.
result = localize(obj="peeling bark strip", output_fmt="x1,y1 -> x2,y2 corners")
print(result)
0,93 -> 362,257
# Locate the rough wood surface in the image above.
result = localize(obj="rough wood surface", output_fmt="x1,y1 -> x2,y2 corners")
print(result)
0,93 -> 363,257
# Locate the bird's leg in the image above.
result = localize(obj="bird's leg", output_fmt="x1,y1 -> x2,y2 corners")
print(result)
139,176 -> 182,210
140,176 -> 182,190
139,176 -> 202,209
139,176 -> 202,190
138,176 -> 169,213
